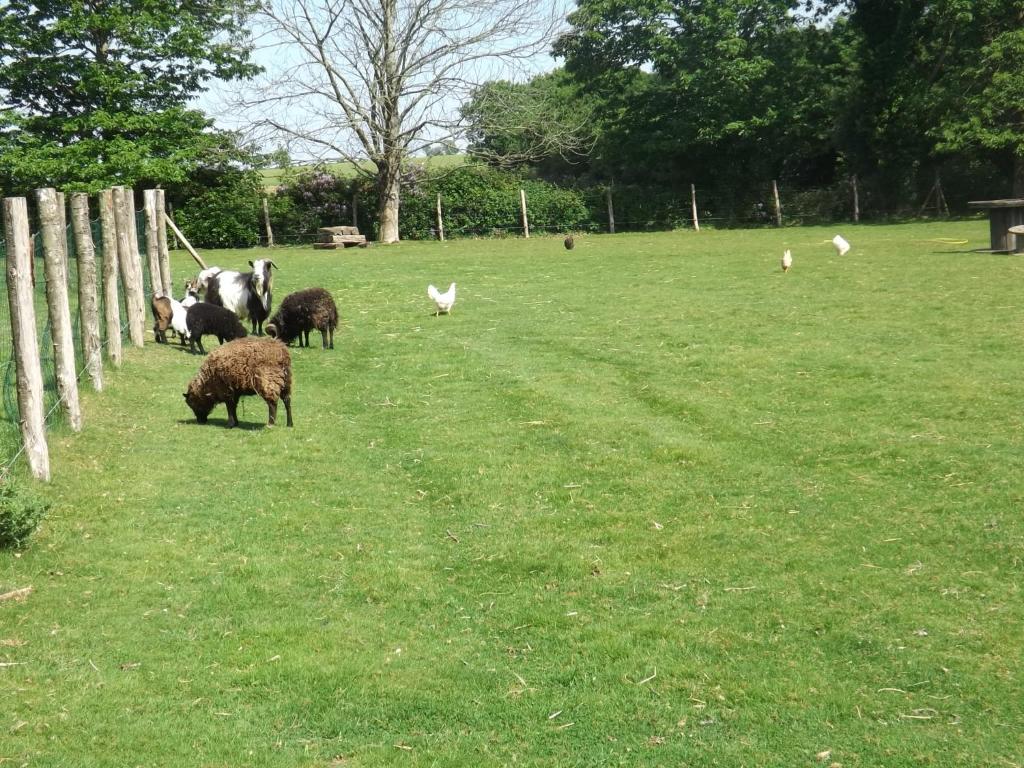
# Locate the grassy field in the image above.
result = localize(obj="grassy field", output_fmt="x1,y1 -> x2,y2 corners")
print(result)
2,222 -> 1023,766
261,154 -> 466,188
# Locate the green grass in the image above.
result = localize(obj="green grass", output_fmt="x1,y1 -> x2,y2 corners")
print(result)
3,222 -> 1023,766
261,154 -> 467,188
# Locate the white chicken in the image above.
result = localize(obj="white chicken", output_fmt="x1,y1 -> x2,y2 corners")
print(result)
832,234 -> 850,256
428,282 -> 456,315
781,249 -> 793,272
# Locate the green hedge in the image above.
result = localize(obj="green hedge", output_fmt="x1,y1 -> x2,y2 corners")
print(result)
400,165 -> 596,238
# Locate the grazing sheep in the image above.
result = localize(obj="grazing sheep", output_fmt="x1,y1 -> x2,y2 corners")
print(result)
205,260 -> 278,335
151,295 -> 173,344
564,235 -> 575,250
265,288 -> 338,350
183,337 -> 293,428
185,302 -> 247,354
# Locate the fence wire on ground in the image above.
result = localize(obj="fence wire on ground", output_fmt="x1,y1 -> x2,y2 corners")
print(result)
0,207 -> 146,479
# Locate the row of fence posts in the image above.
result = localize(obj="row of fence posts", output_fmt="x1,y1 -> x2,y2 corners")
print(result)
2,186 -> 180,482
427,181 -> 793,240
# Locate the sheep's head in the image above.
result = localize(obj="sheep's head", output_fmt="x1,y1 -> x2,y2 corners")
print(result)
184,387 -> 215,424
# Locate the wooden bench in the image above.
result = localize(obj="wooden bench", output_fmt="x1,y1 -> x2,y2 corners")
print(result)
313,225 -> 368,249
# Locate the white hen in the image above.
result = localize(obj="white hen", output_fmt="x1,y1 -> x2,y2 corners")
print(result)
781,249 -> 793,272
428,282 -> 456,315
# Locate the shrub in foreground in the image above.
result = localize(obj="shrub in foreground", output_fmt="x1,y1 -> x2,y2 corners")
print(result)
0,480 -> 50,549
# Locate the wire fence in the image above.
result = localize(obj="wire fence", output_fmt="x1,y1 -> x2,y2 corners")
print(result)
0,208 -> 148,478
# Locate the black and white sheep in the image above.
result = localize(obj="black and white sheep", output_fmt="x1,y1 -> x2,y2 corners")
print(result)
185,302 -> 247,354
265,287 -> 338,349
203,259 -> 277,335
183,337 -> 293,428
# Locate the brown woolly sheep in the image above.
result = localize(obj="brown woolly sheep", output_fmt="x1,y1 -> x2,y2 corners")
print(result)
151,295 -> 173,344
265,287 -> 338,349
183,337 -> 293,428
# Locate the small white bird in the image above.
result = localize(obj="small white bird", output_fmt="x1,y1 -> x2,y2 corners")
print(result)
782,249 -> 793,272
428,282 -> 456,315
832,234 -> 851,256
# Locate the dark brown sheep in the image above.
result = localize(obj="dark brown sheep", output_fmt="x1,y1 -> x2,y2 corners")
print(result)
265,288 -> 338,349
564,235 -> 575,250
183,337 -> 293,428
151,295 -> 173,344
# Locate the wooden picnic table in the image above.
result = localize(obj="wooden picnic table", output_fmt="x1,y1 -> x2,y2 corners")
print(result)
967,198 -> 1024,251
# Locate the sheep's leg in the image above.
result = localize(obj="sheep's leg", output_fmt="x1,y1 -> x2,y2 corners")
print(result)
328,327 -> 334,350
282,393 -> 293,427
321,328 -> 328,349
225,397 -> 239,428
266,398 -> 277,426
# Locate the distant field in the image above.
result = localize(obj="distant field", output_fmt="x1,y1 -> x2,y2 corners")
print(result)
2,222 -> 1023,766
261,153 -> 467,188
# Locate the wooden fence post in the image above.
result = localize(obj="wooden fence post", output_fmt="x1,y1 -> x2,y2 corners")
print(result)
606,186 -> 616,234
98,189 -> 123,367
262,195 -> 275,247
851,174 -> 860,224
520,188 -> 530,238
691,184 -> 701,232
3,197 -> 50,481
36,188 -> 82,432
124,186 -> 147,336
70,193 -> 103,392
772,180 -> 783,226
352,193 -> 359,229
143,190 -> 164,296
162,213 -> 207,269
436,193 -> 445,241
112,186 -> 145,347
156,190 -> 172,296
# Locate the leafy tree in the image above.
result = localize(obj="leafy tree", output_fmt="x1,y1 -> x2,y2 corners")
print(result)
932,2 -> 1024,195
234,0 -> 559,243
462,70 -> 598,179
0,0 -> 259,193
825,1 -> 1022,206
554,0 -> 845,204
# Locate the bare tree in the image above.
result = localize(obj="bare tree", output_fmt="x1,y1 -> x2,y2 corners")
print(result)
236,0 -> 563,243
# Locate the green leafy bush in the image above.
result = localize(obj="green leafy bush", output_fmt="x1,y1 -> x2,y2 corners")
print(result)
400,164 -> 595,238
174,169 -> 263,248
0,480 -> 50,549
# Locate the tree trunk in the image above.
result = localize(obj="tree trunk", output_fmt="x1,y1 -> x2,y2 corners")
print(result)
376,164 -> 401,243
1015,154 -> 1024,198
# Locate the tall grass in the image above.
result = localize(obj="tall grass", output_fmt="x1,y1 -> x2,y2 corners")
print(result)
2,222 -> 1022,767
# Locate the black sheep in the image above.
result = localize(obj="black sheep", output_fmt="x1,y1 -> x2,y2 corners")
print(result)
185,302 -> 247,354
265,288 -> 338,350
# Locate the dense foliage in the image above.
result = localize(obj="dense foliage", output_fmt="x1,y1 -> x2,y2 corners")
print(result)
457,0 -> 1024,221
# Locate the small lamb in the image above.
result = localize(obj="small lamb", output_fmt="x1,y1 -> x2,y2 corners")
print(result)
184,337 -> 293,428
185,302 -> 247,354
